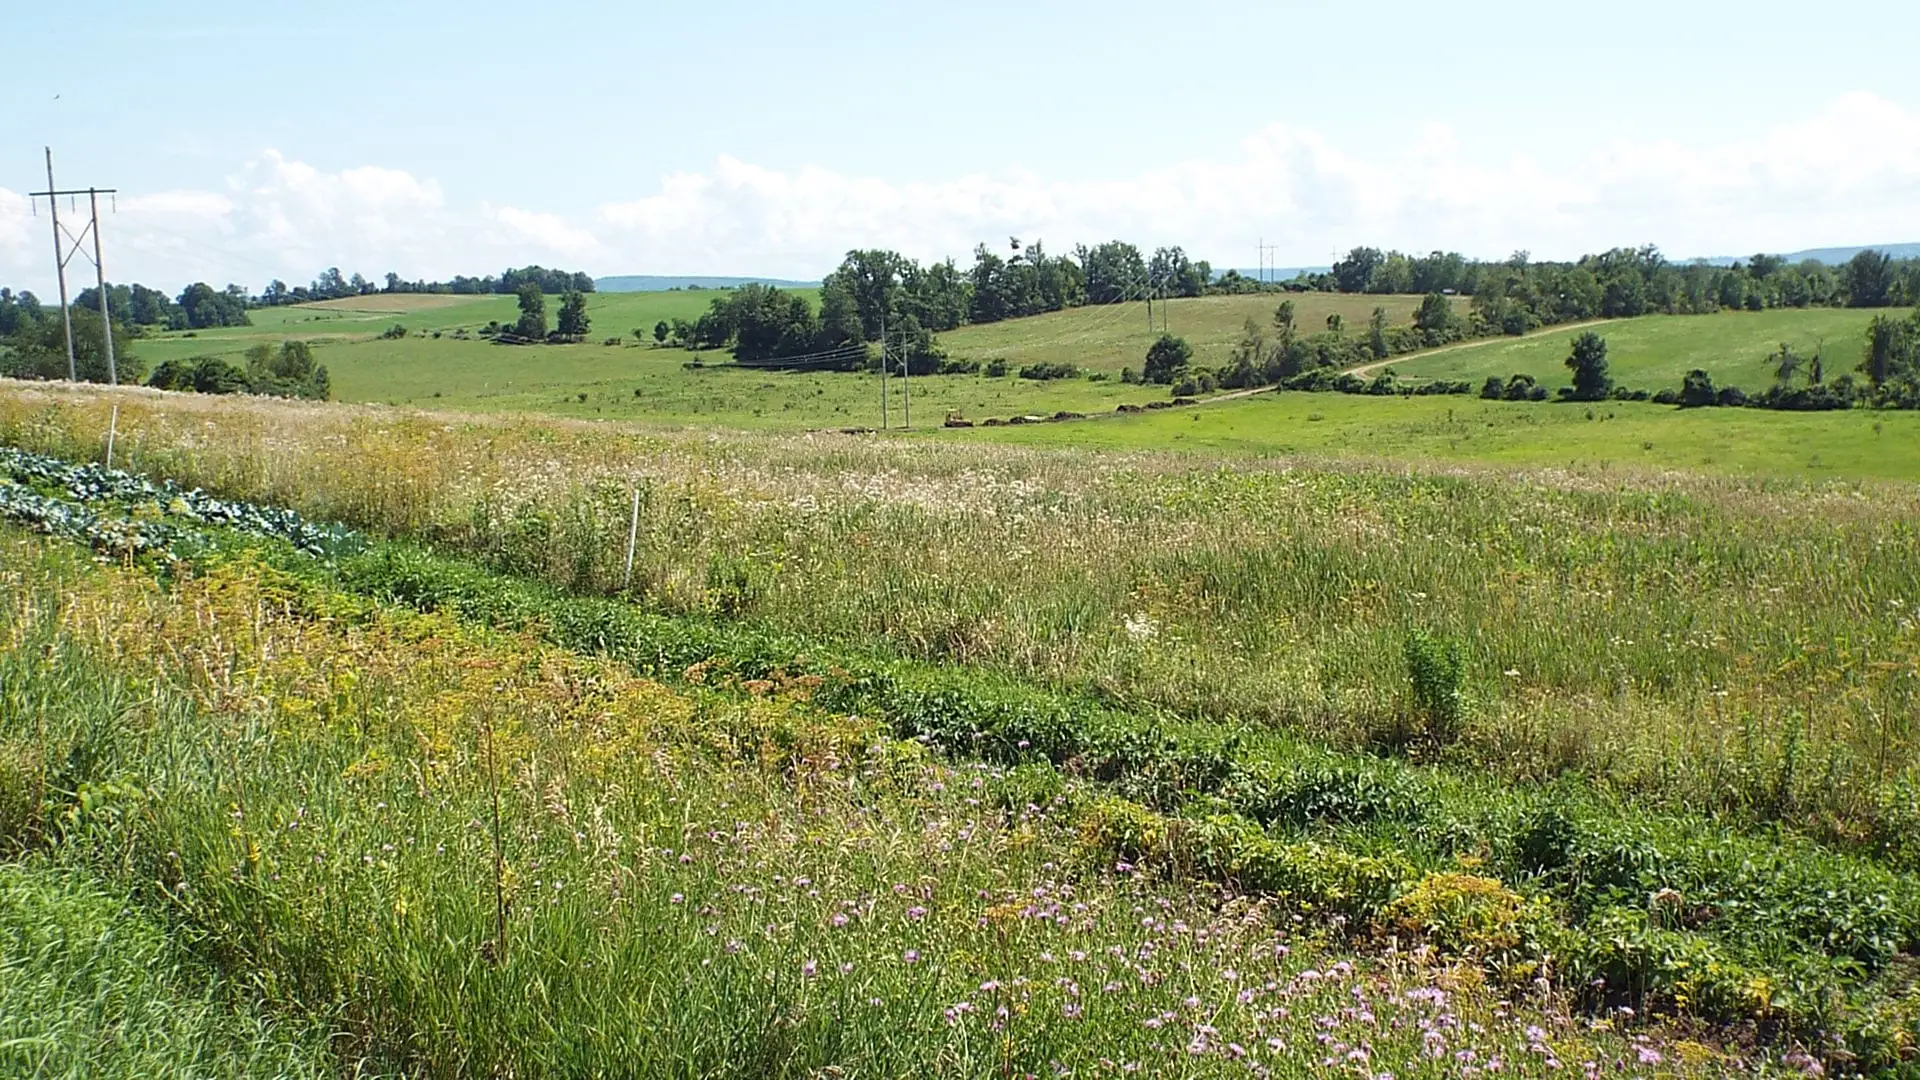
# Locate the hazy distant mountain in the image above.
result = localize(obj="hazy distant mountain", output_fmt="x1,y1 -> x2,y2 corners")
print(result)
1686,243 -> 1920,267
1220,266 -> 1330,281
595,275 -> 818,292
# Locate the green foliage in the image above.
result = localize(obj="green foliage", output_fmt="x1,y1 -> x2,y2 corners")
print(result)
556,290 -> 591,341
0,307 -> 143,385
513,283 -> 547,340
146,355 -> 248,395
1017,361 -> 1080,381
1271,299 -> 1295,334
1860,309 -> 1920,391
1414,291 -> 1457,345
653,319 -> 668,343
696,283 -> 836,368
380,323 -> 407,340
242,342 -> 331,400
0,860 -> 334,1078
9,455 -> 1920,1066
1845,249 -> 1895,308
174,282 -> 250,329
1563,331 -> 1612,401
1383,872 -> 1531,956
1680,368 -> 1718,407
1141,333 -> 1192,384
1392,628 -> 1466,750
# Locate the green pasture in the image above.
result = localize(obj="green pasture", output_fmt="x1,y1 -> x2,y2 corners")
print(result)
1386,307 -> 1887,391
130,288 -> 765,371
112,294 -> 1920,474
936,291 -> 1442,372
968,387 -> 1920,480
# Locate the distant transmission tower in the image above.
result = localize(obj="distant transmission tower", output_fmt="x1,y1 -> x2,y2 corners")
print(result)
1257,238 -> 1280,285
30,148 -> 118,384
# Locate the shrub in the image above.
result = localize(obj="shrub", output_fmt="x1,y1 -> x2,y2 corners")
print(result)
1018,362 -> 1080,381
1480,376 -> 1503,400
1514,805 -> 1579,874
1501,374 -> 1537,402
1652,388 -> 1681,405
1394,628 -> 1466,750
937,357 -> 980,375
984,358 -> 1009,377
1142,334 -> 1193,384
1715,386 -> 1749,408
380,323 -> 407,340
1382,872 -> 1530,955
1752,383 -> 1855,411
1680,369 -> 1717,407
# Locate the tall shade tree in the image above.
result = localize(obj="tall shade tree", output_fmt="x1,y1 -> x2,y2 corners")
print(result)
1564,332 -> 1612,401
515,284 -> 548,340
556,291 -> 591,342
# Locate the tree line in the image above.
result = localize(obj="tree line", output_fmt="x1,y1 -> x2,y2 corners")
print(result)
2,280 -> 253,335
671,240 -> 1919,370
1316,245 -> 1920,324
255,265 -> 596,306
480,284 -> 592,345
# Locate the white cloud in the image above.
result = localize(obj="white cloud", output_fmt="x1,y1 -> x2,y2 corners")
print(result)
3,93 -> 1919,297
595,93 -> 1920,274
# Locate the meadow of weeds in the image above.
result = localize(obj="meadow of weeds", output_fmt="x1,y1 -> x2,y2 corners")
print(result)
3,380 -> 1920,1073
0,533 -> 1722,1078
1,383 -> 1914,841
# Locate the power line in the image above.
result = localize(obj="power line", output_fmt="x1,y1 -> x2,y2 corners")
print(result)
733,342 -> 869,369
29,147 -> 118,384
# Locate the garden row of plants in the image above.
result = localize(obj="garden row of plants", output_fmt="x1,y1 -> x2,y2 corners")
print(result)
3,444 -> 1917,1067
4,540 -> 1715,1078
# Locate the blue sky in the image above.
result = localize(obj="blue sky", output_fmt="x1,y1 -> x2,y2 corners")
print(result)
3,0 -> 1919,292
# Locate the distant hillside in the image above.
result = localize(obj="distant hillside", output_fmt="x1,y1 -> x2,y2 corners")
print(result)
595,274 -> 818,292
1688,243 -> 1920,267
1220,266 -> 1330,281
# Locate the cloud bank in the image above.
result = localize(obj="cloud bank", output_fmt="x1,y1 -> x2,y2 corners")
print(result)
2,93 -> 1917,295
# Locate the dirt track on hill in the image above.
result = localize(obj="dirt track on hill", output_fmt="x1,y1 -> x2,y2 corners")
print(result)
1343,319 -> 1612,380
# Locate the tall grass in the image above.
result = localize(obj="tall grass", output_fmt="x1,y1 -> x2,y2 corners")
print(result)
0,858 -> 336,1078
2,384 -> 1917,833
0,535 -> 1715,1078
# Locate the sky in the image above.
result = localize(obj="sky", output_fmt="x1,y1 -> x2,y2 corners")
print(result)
2,0 -> 1919,294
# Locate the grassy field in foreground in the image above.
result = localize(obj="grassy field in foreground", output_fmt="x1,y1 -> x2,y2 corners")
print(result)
1385,307 -> 1888,392
0,860 -> 333,1078
5,383 -> 1918,839
969,389 -> 1920,479
0,534 -> 1711,1078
